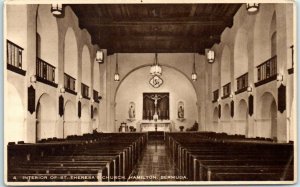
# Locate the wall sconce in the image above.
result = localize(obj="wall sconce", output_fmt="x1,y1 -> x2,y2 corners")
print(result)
78,94 -> 82,100
96,50 -> 104,63
277,73 -> 283,82
91,99 -> 94,103
247,85 -> 253,92
229,92 -> 234,99
217,98 -> 221,102
59,85 -> 65,93
30,75 -> 36,83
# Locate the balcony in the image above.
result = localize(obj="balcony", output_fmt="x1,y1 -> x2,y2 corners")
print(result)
81,83 -> 90,99
36,57 -> 57,87
64,73 -> 76,95
235,73 -> 248,95
222,83 -> 231,99
212,89 -> 219,103
255,56 -> 277,87
6,40 -> 25,75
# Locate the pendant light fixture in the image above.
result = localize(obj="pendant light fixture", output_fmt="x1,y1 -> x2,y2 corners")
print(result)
207,49 -> 215,64
191,53 -> 197,81
96,50 -> 104,63
114,53 -> 120,81
206,15 -> 215,64
51,4 -> 63,16
246,3 -> 259,13
150,27 -> 162,76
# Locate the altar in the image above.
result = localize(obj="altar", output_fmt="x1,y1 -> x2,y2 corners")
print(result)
138,120 -> 173,132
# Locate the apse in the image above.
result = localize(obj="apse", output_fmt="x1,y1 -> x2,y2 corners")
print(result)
115,65 -> 198,132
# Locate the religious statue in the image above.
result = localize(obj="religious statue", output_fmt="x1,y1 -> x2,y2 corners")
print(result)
178,101 -> 184,119
128,102 -> 135,119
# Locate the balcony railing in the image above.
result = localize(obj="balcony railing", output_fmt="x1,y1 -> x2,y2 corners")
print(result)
7,40 -> 25,75
64,73 -> 76,94
222,83 -> 231,99
212,89 -> 219,103
36,57 -> 57,87
255,56 -> 277,87
93,90 -> 100,103
236,73 -> 248,94
81,83 -> 89,99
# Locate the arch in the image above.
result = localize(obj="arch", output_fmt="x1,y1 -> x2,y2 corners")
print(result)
6,82 -> 25,143
37,4 -> 59,68
236,99 -> 248,135
114,64 -> 198,102
64,27 -> 78,88
115,66 -> 198,130
93,61 -> 100,92
36,93 -> 57,141
257,92 -> 277,139
81,105 -> 91,135
222,103 -> 231,134
234,28 -> 249,79
92,107 -> 99,131
220,45 -> 231,86
253,5 -> 276,66
81,45 -> 92,87
63,101 -> 77,138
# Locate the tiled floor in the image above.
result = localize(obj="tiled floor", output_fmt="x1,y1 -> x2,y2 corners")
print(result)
128,140 -> 186,181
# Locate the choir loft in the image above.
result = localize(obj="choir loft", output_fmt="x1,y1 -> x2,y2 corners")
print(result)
5,2 -> 296,184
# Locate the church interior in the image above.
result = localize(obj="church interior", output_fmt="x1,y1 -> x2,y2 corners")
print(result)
5,2 -> 296,183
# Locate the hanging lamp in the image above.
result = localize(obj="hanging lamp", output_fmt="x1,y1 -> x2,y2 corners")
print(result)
51,4 -> 63,16
246,3 -> 259,13
150,27 -> 162,76
191,53 -> 197,81
114,53 -> 120,81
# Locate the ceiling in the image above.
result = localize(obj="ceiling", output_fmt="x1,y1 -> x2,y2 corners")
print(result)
69,4 -> 242,55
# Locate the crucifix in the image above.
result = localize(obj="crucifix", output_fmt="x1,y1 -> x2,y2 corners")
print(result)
150,94 -> 162,121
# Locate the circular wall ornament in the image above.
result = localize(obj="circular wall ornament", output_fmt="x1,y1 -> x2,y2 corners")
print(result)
149,75 -> 163,88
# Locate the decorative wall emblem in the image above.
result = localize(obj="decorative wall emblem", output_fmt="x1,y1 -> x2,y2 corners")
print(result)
59,95 -> 64,117
230,100 -> 234,118
278,84 -> 286,113
248,94 -> 254,116
28,86 -> 35,114
149,75 -> 163,88
78,101 -> 81,118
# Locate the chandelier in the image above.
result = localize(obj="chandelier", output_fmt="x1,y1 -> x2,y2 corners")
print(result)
150,53 -> 162,76
150,27 -> 162,76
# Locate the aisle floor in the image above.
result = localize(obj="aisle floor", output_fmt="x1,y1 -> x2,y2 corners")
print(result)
128,140 -> 186,181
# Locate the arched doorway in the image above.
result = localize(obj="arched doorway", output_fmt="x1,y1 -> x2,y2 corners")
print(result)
258,92 -> 277,139
6,83 -> 25,143
222,104 -> 231,134
236,99 -> 248,135
213,107 -> 219,132
270,100 -> 277,140
63,101 -> 77,138
81,105 -> 91,135
36,94 -> 56,141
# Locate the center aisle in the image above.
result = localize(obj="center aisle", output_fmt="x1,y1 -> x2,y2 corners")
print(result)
128,140 -> 186,181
